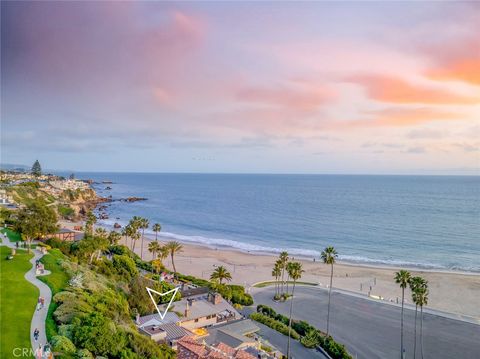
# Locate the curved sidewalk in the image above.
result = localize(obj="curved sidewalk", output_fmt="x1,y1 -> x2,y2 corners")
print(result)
1,232 -> 52,354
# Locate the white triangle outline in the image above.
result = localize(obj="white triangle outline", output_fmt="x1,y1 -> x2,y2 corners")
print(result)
146,286 -> 179,320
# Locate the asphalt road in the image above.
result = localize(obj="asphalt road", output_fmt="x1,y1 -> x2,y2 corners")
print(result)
252,286 -> 480,359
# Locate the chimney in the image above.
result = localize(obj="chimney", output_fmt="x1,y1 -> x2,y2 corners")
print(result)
184,300 -> 190,317
209,292 -> 222,305
135,313 -> 140,325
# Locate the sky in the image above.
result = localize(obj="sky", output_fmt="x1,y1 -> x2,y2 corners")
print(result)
1,1 -> 479,174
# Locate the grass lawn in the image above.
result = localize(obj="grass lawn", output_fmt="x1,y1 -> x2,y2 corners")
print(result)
0,246 -> 37,358
253,280 -> 318,288
38,249 -> 69,339
1,228 -> 22,242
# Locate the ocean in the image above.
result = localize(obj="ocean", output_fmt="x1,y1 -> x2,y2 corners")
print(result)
61,173 -> 480,272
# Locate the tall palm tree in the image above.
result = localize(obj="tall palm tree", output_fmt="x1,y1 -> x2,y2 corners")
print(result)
272,262 -> 282,298
85,211 -> 97,236
131,230 -> 141,252
165,241 -> 183,279
152,223 -> 162,241
321,246 -> 338,336
210,265 -> 233,285
279,251 -> 289,295
409,276 -> 427,359
148,241 -> 161,260
95,227 -> 108,239
139,217 -> 149,260
108,231 -> 121,245
158,245 -> 169,263
286,262 -> 295,295
417,284 -> 428,359
286,262 -> 304,359
395,270 -> 411,359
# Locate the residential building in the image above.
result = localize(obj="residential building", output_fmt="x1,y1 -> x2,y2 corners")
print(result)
177,336 -> 256,359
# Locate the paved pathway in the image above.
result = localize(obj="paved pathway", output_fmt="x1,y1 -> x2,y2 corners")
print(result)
1,231 -> 52,355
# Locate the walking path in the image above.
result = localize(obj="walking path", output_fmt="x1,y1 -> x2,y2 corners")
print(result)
0,231 -> 52,355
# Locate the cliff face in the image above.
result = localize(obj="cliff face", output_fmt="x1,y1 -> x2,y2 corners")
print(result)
6,183 -> 107,220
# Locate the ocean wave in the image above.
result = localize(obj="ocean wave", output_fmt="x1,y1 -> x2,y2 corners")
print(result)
97,219 -> 480,273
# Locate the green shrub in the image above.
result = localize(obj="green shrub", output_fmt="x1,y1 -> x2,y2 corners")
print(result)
250,313 -> 300,340
51,335 -> 76,354
58,205 -> 75,218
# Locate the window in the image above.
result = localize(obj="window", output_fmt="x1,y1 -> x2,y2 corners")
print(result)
194,318 -> 199,322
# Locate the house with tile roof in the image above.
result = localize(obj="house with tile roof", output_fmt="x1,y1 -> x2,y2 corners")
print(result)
177,336 -> 257,359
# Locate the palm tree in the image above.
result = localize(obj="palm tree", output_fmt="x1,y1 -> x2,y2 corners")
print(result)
395,270 -> 411,359
85,211 -> 97,236
148,241 -> 161,260
158,245 -> 169,262
95,227 -> 108,239
286,262 -> 304,359
416,284 -> 428,359
165,241 -> 183,279
139,217 -> 149,260
108,231 -> 121,245
272,261 -> 282,298
210,265 -> 233,285
321,246 -> 338,336
286,262 -> 295,295
410,277 -> 427,359
152,223 -> 162,241
131,231 -> 141,252
279,251 -> 289,295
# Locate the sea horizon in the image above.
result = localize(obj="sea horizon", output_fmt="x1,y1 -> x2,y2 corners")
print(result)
56,172 -> 480,273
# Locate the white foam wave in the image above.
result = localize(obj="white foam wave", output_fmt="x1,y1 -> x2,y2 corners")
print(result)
97,219 -> 480,272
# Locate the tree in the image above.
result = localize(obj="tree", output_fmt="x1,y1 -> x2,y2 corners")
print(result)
210,265 -> 232,285
321,246 -> 338,336
410,276 -> 427,359
272,261 -> 282,298
95,227 -> 108,239
108,231 -> 121,245
165,241 -> 183,279
15,200 -> 58,252
415,284 -> 429,359
31,160 -> 42,177
279,251 -> 289,295
152,223 -> 162,241
128,217 -> 141,252
139,217 -> 149,260
84,212 -> 97,237
395,270 -> 411,359
148,241 -> 161,261
286,262 -> 304,359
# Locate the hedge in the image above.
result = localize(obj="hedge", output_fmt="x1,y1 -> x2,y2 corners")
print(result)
250,313 -> 300,340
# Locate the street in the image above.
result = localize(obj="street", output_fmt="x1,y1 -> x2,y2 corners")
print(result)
251,286 -> 480,359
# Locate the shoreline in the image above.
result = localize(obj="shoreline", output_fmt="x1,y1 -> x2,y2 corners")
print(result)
60,220 -> 480,318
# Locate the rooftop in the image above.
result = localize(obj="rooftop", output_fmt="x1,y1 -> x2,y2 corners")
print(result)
169,294 -> 239,321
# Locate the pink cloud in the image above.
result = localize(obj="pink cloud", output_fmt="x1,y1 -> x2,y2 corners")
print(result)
236,84 -> 335,111
348,75 -> 479,104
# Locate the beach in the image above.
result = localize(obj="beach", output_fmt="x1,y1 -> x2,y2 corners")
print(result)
60,220 -> 480,319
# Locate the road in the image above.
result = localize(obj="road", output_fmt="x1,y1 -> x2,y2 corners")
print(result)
252,286 -> 480,359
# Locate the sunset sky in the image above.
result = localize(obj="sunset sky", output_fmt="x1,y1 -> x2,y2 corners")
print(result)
2,1 -> 479,174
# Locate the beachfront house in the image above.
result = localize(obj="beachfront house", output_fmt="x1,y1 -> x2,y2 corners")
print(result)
170,292 -> 240,330
203,319 -> 260,351
136,312 -> 193,349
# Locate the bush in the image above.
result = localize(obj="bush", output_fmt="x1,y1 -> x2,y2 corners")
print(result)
51,335 -> 76,354
250,313 -> 300,340
75,349 -> 93,359
112,255 -> 139,281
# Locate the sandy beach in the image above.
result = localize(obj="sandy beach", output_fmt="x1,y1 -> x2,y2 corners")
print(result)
60,220 -> 480,319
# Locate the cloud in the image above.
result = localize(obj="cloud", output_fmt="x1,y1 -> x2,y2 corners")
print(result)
339,107 -> 461,128
406,146 -> 426,154
426,59 -> 480,85
406,129 -> 445,139
236,84 -> 335,111
347,75 -> 478,104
